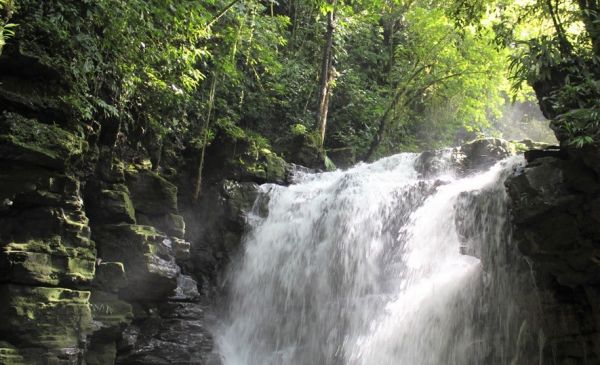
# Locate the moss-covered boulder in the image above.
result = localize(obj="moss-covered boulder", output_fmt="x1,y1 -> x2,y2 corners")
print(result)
0,166 -> 96,288
136,212 -> 185,239
124,169 -> 187,240
87,267 -> 132,364
509,139 -> 554,153
93,224 -> 179,300
84,341 -> 117,365
203,121 -> 289,184
0,238 -> 95,287
126,170 -> 178,216
0,49 -> 71,125
0,342 -> 26,365
86,185 -> 136,225
455,138 -> 514,173
90,291 -> 133,330
0,284 -> 92,362
93,261 -> 127,293
286,133 -> 327,171
0,112 -> 86,171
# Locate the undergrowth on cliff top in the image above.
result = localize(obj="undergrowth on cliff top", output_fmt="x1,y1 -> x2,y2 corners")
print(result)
4,0 -> 600,162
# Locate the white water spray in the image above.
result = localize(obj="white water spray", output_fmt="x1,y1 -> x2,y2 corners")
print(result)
216,153 -> 541,365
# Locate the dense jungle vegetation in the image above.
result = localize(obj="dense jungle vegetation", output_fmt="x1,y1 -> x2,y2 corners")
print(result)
0,0 -> 599,167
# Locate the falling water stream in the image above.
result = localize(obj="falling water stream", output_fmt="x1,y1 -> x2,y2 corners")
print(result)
216,152 -> 543,365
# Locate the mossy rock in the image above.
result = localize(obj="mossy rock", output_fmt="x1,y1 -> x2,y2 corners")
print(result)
0,342 -> 26,365
137,213 -> 185,239
222,148 -> 287,184
93,261 -> 127,292
286,133 -> 327,170
86,186 -> 136,225
126,170 -> 178,216
90,290 -> 133,331
85,340 -> 117,365
0,165 -> 81,208
0,49 -> 71,124
204,125 -> 290,184
0,237 -> 96,287
457,138 -> 515,172
509,139 -> 554,153
93,224 -> 179,300
221,180 -> 259,229
0,285 -> 92,351
0,203 -> 92,251
86,291 -> 132,365
0,112 -> 86,171
97,147 -> 126,183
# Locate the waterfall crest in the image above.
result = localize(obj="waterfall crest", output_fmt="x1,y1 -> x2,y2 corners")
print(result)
216,153 -> 542,365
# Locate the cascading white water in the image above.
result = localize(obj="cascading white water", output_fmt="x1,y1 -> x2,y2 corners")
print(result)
216,152 -> 542,365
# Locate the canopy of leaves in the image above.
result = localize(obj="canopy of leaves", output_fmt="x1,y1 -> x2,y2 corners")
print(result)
3,0 -> 568,164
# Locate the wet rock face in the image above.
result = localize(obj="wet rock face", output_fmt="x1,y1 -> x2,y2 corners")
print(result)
0,112 -> 95,364
84,158 -> 214,365
202,125 -> 289,185
457,138 -> 514,172
182,180 -> 260,293
0,107 -> 218,363
506,148 -> 600,363
415,138 -> 516,178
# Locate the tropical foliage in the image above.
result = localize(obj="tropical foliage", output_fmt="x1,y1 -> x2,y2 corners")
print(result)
5,0 -> 590,164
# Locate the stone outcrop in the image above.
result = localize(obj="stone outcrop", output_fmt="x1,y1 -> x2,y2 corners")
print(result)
0,53 -> 290,363
0,104 -> 232,364
0,111 -> 95,364
415,137 -> 518,178
506,146 -> 600,364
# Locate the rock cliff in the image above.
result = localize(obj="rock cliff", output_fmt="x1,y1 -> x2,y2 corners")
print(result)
506,146 -> 600,364
0,43 -> 289,364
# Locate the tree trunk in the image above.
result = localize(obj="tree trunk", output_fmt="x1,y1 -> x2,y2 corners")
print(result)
364,89 -> 401,161
577,0 -> 600,57
192,74 -> 217,203
546,0 -> 572,55
316,0 -> 336,147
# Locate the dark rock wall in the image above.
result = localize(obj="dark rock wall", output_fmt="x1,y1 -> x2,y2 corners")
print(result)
0,111 -> 219,364
0,44 -> 291,364
506,147 -> 600,364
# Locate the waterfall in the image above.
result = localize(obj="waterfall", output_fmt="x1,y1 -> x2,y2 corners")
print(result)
215,152 -> 543,365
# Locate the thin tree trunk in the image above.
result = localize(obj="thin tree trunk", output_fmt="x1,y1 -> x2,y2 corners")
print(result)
206,0 -> 242,29
364,88 -> 404,161
316,0 -> 336,147
578,0 -> 600,56
364,70 -> 473,161
546,0 -> 572,54
192,74 -> 217,203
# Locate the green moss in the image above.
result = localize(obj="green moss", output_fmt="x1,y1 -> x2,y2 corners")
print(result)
85,341 -> 117,365
232,141 -> 287,183
0,342 -> 26,365
509,139 -> 553,152
94,262 -> 127,292
0,112 -> 86,170
1,239 -> 96,286
324,155 -> 337,172
92,224 -> 179,300
94,188 -> 136,224
216,117 -> 247,141
89,291 -> 133,328
126,170 -> 178,215
509,141 -> 528,154
263,152 -> 287,181
0,285 -> 92,350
